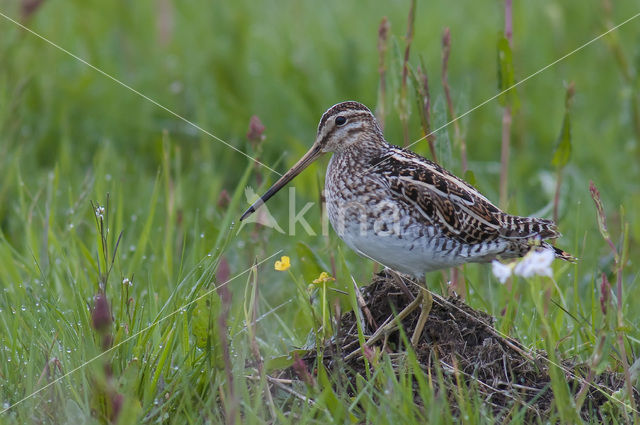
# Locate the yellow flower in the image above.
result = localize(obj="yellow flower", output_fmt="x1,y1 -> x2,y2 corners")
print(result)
274,256 -> 291,271
313,271 -> 335,285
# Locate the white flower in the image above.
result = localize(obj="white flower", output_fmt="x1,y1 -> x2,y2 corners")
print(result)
122,278 -> 132,287
95,205 -> 105,220
492,260 -> 513,284
513,249 -> 554,279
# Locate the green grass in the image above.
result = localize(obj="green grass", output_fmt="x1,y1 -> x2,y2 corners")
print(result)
1,0 -> 640,423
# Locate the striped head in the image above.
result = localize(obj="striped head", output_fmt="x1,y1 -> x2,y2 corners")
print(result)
315,101 -> 384,154
240,101 -> 382,221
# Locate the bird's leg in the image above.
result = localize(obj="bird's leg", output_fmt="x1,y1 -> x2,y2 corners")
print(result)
389,270 -> 433,347
410,287 -> 433,346
345,270 -> 431,361
344,291 -> 423,361
366,291 -> 423,345
387,268 -> 415,301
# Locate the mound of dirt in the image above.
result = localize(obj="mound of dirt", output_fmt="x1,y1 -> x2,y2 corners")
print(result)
283,270 -> 638,421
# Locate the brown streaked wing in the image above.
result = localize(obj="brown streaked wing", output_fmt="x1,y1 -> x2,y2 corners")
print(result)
374,147 -> 559,245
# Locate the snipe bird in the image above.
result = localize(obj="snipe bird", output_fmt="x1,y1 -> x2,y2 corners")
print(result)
240,101 -> 573,345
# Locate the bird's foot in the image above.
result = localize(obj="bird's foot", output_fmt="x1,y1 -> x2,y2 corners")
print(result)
344,291 -> 424,361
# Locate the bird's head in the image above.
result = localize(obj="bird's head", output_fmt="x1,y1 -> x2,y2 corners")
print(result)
239,101 -> 383,221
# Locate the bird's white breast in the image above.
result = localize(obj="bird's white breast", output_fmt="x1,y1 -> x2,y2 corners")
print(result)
324,155 -> 475,278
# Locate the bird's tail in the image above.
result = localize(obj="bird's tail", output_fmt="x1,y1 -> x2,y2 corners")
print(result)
548,244 -> 577,263
500,215 -> 561,240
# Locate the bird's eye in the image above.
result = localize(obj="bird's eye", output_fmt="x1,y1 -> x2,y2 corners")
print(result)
335,116 -> 347,126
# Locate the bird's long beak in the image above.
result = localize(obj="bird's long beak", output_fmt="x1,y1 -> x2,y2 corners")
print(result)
240,142 -> 323,221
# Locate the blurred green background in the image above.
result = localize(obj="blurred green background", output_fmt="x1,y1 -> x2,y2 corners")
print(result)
1,0 -> 640,422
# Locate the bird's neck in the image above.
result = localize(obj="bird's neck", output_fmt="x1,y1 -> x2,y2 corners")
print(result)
333,132 -> 389,167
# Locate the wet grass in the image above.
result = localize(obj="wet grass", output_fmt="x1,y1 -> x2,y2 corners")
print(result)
1,0 -> 640,423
